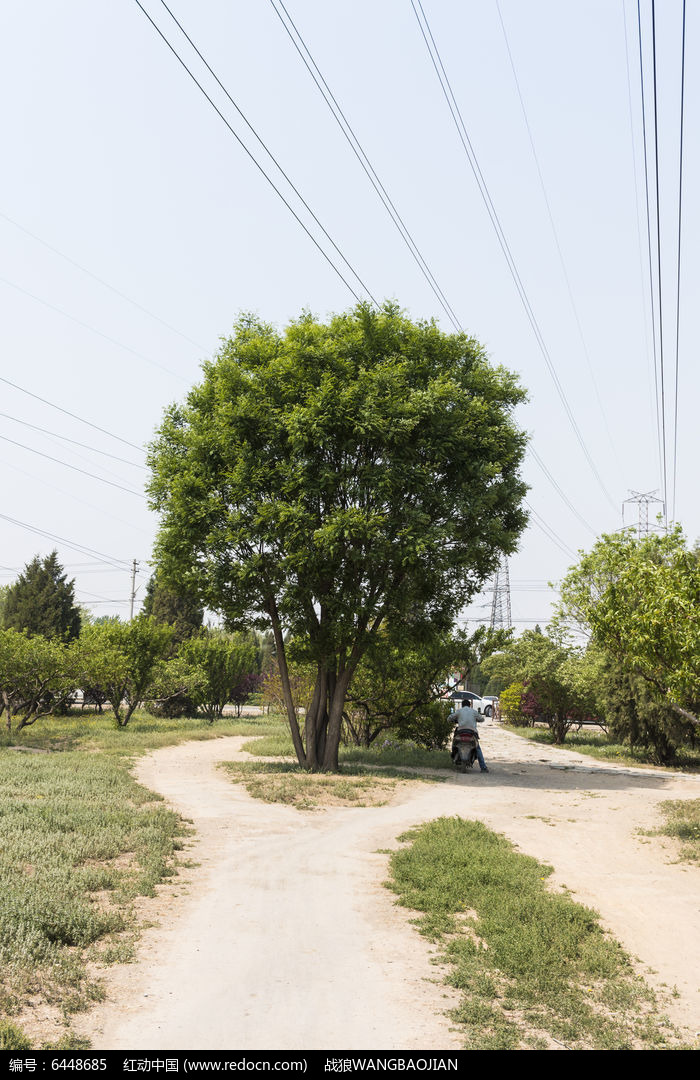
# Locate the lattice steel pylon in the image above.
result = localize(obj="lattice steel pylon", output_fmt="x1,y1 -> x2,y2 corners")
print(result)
622,490 -> 666,539
489,559 -> 512,631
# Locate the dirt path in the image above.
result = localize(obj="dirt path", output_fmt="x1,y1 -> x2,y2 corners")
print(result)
76,723 -> 700,1050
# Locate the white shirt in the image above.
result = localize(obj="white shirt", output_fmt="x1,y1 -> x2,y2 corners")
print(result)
450,704 -> 480,733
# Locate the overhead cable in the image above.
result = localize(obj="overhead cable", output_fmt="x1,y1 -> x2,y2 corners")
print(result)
524,500 -> 578,561
650,0 -> 668,518
622,0 -> 660,476
0,512 -> 137,572
0,375 -> 146,454
0,413 -> 146,470
0,273 -> 189,384
268,0 -> 462,330
0,211 -> 208,353
528,447 -> 597,536
0,433 -> 145,498
672,0 -> 687,522
5,459 -> 153,536
495,0 -> 618,467
410,0 -> 618,514
635,0 -> 664,491
135,0 -> 377,305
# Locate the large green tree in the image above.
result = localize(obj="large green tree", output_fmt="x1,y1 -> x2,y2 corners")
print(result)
148,303 -> 528,769
557,527 -> 700,727
3,552 -> 81,640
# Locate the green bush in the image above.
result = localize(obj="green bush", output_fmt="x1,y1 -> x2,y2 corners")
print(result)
0,1019 -> 32,1051
499,682 -> 528,725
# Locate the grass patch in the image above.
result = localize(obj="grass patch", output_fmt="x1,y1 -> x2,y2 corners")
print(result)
504,725 -> 700,771
0,708 -> 282,1043
656,799 -> 700,863
241,727 -> 451,771
0,710 -> 284,759
387,817 -> 688,1050
221,761 -> 440,810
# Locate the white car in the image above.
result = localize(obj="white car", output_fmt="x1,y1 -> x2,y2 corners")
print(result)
449,691 -> 487,714
481,695 -> 499,718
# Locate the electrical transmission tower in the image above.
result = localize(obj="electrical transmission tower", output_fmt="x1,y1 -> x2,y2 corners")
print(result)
489,559 -> 512,631
622,490 -> 666,539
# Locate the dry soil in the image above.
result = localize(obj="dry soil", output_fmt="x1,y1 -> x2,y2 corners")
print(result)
74,722 -> 700,1050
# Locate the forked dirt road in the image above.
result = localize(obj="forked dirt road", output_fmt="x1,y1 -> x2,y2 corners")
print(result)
76,723 -> 700,1050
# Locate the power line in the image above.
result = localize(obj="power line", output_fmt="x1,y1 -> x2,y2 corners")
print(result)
524,500 -> 578,561
0,375 -> 146,454
78,598 -> 141,606
622,0 -> 660,478
135,0 -> 377,305
0,273 -> 189,384
0,512 -> 137,572
5,458 -> 153,539
495,0 -> 618,467
410,0 -> 618,514
528,446 -> 597,536
0,412 -> 147,470
0,210 -> 208,353
672,0 -> 687,522
635,0 -> 664,490
650,0 -> 668,519
0,433 -> 145,498
268,0 -> 462,331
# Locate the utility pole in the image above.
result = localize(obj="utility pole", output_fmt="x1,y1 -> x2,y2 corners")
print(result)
622,490 -> 666,539
489,559 -> 512,631
129,559 -> 139,620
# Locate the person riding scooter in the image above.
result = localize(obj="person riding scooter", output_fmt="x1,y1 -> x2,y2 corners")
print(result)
447,699 -> 489,773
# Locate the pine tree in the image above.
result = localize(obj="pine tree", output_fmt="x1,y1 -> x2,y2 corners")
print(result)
3,552 -> 81,640
142,571 -> 203,646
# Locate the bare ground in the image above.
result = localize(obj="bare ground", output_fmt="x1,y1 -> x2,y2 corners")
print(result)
74,722 -> 700,1050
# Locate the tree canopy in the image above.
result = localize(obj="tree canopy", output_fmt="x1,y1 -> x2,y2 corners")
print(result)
345,623 -> 504,748
3,552 -> 81,641
148,303 -> 528,769
557,527 -> 700,726
482,628 -> 597,743
180,631 -> 260,722
0,629 -> 79,732
81,616 -> 174,727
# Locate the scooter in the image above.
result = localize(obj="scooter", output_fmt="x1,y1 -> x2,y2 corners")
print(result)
451,725 -> 480,772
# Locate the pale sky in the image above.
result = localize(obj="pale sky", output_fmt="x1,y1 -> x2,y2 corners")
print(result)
1,0 -> 695,629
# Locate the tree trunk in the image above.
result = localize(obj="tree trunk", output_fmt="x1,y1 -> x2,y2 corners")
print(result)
266,599 -> 308,767
322,670 -> 353,771
304,667 -> 327,770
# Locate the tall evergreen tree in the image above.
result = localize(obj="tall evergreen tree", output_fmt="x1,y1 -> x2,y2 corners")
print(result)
142,570 -> 203,646
3,552 -> 81,640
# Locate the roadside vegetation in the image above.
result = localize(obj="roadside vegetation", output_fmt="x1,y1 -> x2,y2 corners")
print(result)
502,724 -> 700,771
387,817 -> 689,1050
656,799 -> 700,862
0,709 -> 279,1048
481,528 -> 700,769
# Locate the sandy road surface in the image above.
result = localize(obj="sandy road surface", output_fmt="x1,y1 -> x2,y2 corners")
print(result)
76,723 -> 700,1050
